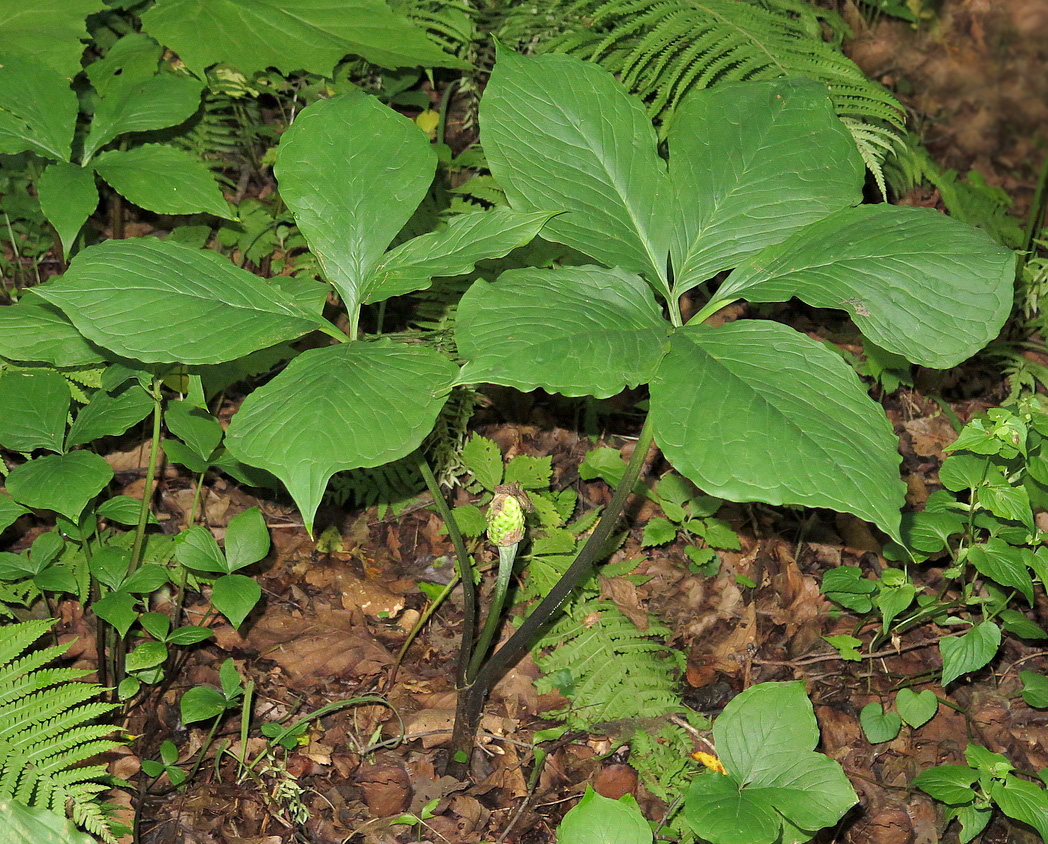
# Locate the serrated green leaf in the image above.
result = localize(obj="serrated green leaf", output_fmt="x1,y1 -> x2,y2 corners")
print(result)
989,775 -> 1048,841
5,451 -> 113,520
940,622 -> 1002,686
36,238 -> 330,364
504,454 -> 551,489
67,382 -> 154,448
0,53 -> 77,159
896,688 -> 938,728
83,74 -> 204,161
717,205 -> 1014,369
36,162 -> 98,258
0,297 -> 105,367
224,342 -> 455,534
641,517 -> 677,547
823,634 -> 863,661
93,144 -> 234,219
275,92 -> 435,315
140,0 -> 466,75
481,48 -> 672,292
365,208 -> 555,304
967,540 -> 1034,603
667,78 -> 862,295
461,435 -> 503,491
456,266 -> 669,398
650,322 -> 904,540
939,453 -> 994,491
860,702 -> 901,743
446,504 -> 486,538
0,368 -> 69,452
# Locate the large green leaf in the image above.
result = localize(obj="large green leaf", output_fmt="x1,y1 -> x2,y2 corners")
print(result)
66,383 -> 155,448
35,162 -> 98,258
0,797 -> 99,844
667,78 -> 863,295
275,92 -> 435,315
989,776 -> 1048,842
85,33 -> 164,98
140,0 -> 466,75
364,208 -> 554,304
35,238 -> 332,364
455,266 -> 669,398
0,369 -> 69,453
5,451 -> 114,521
224,341 -> 456,534
650,321 -> 904,538
93,144 -> 234,219
0,298 -> 106,366
0,1 -> 105,79
940,621 -> 1001,686
716,205 -> 1015,368
83,73 -> 204,161
0,53 -> 77,160
685,682 -> 856,844
481,48 -> 672,293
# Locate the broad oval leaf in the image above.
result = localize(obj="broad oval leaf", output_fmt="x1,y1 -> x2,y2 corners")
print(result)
212,573 -> 261,631
455,265 -> 669,398
66,382 -> 155,448
0,368 -> 70,453
36,162 -> 98,258
140,0 -> 466,76
716,204 -> 1014,368
0,298 -> 106,366
275,92 -> 436,314
650,321 -> 904,539
0,797 -> 99,844
83,73 -> 204,161
667,78 -> 863,294
224,341 -> 456,534
35,238 -> 330,364
684,773 -> 782,844
0,53 -> 77,160
5,451 -> 114,521
0,1 -> 106,79
481,48 -> 673,291
557,787 -> 651,844
93,144 -> 234,219
365,208 -> 555,304
940,621 -> 1002,686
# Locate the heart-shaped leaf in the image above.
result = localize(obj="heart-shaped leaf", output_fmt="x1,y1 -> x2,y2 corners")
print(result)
895,688 -> 938,728
860,702 -> 901,743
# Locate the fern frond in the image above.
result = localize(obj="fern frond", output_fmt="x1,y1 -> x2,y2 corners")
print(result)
0,620 -> 124,843
534,598 -> 684,729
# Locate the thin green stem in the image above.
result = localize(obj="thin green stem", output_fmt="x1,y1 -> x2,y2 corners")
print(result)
467,542 -> 518,681
416,454 -> 477,688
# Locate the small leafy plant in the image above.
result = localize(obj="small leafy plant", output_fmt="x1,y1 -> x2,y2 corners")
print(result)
914,743 -> 1048,843
823,398 -> 1048,688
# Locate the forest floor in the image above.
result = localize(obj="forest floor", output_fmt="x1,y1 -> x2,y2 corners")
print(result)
29,2 -> 1048,843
